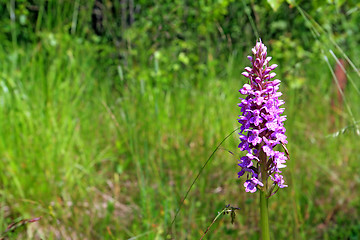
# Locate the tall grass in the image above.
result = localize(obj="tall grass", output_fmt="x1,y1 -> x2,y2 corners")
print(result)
0,3 -> 359,240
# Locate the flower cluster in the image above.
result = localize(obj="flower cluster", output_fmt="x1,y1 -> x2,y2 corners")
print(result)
237,40 -> 288,194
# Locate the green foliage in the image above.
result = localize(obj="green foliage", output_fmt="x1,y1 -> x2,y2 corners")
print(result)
267,0 -> 285,11
0,0 -> 359,239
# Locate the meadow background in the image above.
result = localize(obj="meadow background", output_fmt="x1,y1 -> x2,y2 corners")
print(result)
0,0 -> 359,239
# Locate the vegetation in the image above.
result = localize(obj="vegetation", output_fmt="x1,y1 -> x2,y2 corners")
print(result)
0,0 -> 359,239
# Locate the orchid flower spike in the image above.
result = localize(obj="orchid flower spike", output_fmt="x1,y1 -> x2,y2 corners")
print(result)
237,39 -> 288,196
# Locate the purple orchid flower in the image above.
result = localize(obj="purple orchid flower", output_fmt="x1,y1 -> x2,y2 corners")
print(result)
237,40 -> 288,195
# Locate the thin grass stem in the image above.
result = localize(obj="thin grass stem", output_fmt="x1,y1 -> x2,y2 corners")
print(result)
169,127 -> 241,234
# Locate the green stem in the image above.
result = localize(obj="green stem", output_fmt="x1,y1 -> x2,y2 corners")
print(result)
260,190 -> 270,240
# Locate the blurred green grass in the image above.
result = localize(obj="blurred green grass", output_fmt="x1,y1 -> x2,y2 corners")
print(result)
0,1 -> 359,240
0,36 -> 359,239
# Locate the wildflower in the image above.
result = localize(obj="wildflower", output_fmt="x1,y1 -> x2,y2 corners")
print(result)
237,40 -> 288,195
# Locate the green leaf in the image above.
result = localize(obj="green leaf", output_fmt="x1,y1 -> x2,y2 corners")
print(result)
286,0 -> 296,6
267,0 -> 284,11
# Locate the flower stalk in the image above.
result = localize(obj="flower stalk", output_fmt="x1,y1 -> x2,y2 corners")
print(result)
259,145 -> 270,240
237,39 -> 289,239
260,190 -> 270,240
